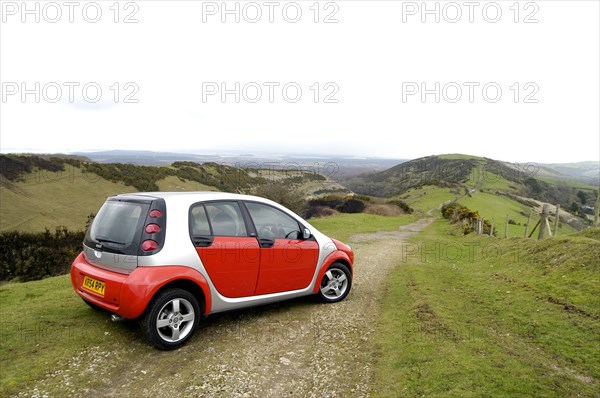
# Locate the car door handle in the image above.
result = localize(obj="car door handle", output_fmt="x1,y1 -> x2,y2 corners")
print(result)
258,237 -> 275,248
192,236 -> 214,247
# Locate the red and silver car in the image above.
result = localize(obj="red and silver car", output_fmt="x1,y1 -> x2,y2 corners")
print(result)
71,192 -> 354,349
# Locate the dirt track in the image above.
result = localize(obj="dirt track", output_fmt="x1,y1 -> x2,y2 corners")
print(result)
16,218 -> 433,398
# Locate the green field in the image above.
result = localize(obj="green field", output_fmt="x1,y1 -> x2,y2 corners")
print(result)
458,191 -> 576,237
399,186 -> 458,214
480,171 -> 515,191
459,191 -> 531,236
537,177 -> 598,191
155,175 -> 218,192
309,213 -> 417,242
373,220 -> 600,397
0,168 -> 133,232
0,274 -> 142,395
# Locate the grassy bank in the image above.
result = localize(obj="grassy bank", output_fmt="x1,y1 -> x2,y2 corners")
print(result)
373,221 -> 600,397
309,213 -> 417,242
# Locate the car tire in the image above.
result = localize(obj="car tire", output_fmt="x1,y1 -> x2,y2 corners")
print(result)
317,262 -> 352,303
140,288 -> 201,350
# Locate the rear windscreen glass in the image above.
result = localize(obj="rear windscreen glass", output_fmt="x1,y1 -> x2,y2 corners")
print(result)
85,200 -> 149,255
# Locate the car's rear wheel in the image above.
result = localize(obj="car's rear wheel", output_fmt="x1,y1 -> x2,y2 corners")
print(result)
141,288 -> 200,350
318,263 -> 352,303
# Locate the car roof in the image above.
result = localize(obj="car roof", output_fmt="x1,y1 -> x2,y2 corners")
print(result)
113,191 -> 283,207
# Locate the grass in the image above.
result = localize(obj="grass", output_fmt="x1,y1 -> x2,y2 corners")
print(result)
479,171 -> 515,191
373,220 -> 600,397
0,168 -> 133,232
0,274 -> 144,396
156,175 -> 218,192
309,213 -> 417,242
457,191 -> 576,237
399,186 -> 459,214
537,177 -> 598,191
436,154 -> 484,160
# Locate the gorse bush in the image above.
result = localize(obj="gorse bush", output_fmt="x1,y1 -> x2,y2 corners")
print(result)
441,202 -> 494,236
0,227 -> 84,282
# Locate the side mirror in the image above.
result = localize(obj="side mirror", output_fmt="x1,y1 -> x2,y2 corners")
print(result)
302,228 -> 312,240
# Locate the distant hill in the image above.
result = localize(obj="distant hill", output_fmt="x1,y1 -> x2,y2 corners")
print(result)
0,154 -> 347,232
345,154 -> 597,231
71,150 -> 406,178
540,161 -> 599,183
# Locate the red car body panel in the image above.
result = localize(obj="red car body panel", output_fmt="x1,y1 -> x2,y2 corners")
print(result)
195,236 -> 261,298
254,239 -> 320,295
72,252 -> 212,319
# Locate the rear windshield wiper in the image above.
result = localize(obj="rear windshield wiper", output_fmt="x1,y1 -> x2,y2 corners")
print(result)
95,237 -> 126,245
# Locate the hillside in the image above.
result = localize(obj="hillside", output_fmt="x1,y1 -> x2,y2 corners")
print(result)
375,220 -> 600,396
540,161 -> 600,183
0,155 -> 347,232
345,154 -> 597,231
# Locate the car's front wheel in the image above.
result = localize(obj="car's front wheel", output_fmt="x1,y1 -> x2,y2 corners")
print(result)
141,288 -> 200,350
318,263 -> 352,303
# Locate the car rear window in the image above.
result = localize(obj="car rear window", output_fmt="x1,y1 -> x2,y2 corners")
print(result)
85,199 -> 150,255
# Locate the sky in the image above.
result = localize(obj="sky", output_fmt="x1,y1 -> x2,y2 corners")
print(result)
1,1 -> 599,163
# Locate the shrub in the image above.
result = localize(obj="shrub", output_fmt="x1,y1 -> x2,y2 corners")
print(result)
307,195 -> 366,217
364,204 -> 403,216
308,206 -> 338,218
338,198 -> 365,213
254,184 -> 308,216
386,199 -> 413,214
0,227 -> 84,282
441,202 -> 495,236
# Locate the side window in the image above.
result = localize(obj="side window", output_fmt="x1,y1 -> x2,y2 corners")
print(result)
245,202 -> 302,239
205,202 -> 248,237
190,205 -> 211,236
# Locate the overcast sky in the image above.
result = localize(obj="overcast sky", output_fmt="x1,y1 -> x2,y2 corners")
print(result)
1,1 -> 598,163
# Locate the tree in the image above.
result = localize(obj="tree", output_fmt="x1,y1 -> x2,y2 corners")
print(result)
577,190 -> 588,205
570,201 -> 580,214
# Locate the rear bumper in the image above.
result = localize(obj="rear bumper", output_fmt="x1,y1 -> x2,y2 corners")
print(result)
71,252 -> 132,315
71,252 -> 213,319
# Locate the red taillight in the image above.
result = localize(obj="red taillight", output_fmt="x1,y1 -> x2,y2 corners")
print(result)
145,223 -> 161,234
149,209 -> 163,218
141,240 -> 158,251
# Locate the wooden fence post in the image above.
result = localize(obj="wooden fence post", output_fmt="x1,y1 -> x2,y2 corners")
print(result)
524,209 -> 532,238
553,204 -> 560,237
490,218 -> 495,237
595,188 -> 600,228
538,204 -> 551,240
505,214 -> 509,238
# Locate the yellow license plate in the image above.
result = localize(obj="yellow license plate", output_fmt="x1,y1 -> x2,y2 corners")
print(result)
83,276 -> 106,296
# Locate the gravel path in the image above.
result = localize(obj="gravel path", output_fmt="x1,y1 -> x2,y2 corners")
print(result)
16,218 -> 433,398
